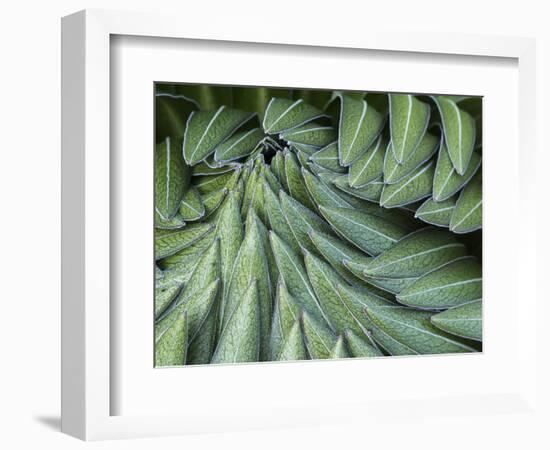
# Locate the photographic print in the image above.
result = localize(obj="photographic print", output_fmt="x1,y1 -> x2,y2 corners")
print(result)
154,84 -> 482,367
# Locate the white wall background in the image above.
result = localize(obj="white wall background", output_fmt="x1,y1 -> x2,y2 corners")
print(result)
0,1 -> 547,448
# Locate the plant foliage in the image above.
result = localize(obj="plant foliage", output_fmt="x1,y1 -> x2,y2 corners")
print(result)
154,84 -> 483,366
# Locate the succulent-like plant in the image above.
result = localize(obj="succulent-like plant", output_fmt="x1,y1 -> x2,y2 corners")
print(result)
154,84 -> 482,367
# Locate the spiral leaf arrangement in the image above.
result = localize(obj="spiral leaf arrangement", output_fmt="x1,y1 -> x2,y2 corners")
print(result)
154,85 -> 482,367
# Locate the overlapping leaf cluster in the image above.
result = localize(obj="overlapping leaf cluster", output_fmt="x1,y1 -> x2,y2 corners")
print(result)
154,85 -> 482,367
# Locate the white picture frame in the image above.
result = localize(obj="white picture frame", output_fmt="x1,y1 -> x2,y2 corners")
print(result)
61,9 -> 541,441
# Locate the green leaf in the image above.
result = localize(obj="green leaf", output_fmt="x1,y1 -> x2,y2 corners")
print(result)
195,170 -> 237,194
202,187 -> 228,218
296,148 -> 315,169
292,142 -> 319,156
222,213 -> 272,361
186,300 -> 218,365
263,180 -> 301,253
362,227 -> 467,278
344,330 -> 383,358
155,311 -> 188,367
380,161 -> 435,208
270,279 -> 302,359
231,177 -> 245,204
305,252 -> 372,337
415,196 -> 457,227
155,137 -> 190,220
457,97 -> 482,147
337,278 -> 417,356
271,151 -> 286,185
278,319 -> 308,361
269,277 -> 302,360
192,160 -> 238,176
307,161 -> 337,178
431,300 -> 482,341
329,258 -> 397,301
156,267 -> 189,291
211,280 -> 260,364
155,85 -> 484,364
183,107 -> 254,165
309,142 -> 346,174
158,230 -> 215,270
397,257 -> 482,309
343,259 -> 418,294
214,190 -> 244,326
178,186 -> 204,221
332,175 -> 384,203
250,203 -> 279,300
329,336 -> 349,359
178,236 -> 219,288
161,238 -> 221,321
318,206 -> 408,255
433,140 -> 481,201
449,172 -> 482,233
300,149 -> 319,170
155,210 -> 186,230
240,166 -> 260,217
160,279 -> 219,343
281,123 -> 337,147
384,132 -> 439,184
302,167 -> 355,212
225,166 -> 244,191
367,325 -> 417,355
262,164 -> 283,193
155,223 -> 215,260
308,229 -> 372,284
155,283 -> 182,319
366,305 -> 477,354
155,94 -> 198,142
213,128 -> 265,163
301,311 -> 337,359
263,98 -> 324,134
269,231 -> 326,322
355,201 -> 421,232
283,151 -> 316,210
279,190 -> 333,254
389,94 -> 431,163
335,282 -> 394,322
247,211 -> 275,360
245,168 -> 269,224
432,96 -> 476,175
338,94 -> 385,166
348,135 -> 387,187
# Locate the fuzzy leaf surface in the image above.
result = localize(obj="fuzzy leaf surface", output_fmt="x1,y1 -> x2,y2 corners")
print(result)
338,95 -> 385,166
366,306 -> 477,354
319,206 -> 408,255
449,172 -> 482,233
362,227 -> 467,278
156,137 -> 190,220
431,300 -> 482,341
263,98 -> 324,134
155,223 -> 214,260
397,257 -> 482,309
212,281 -> 260,363
183,107 -> 254,165
389,94 -> 431,163
433,96 -> 476,175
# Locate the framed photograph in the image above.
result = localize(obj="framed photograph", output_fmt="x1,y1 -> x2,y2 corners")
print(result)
62,9 -> 540,442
